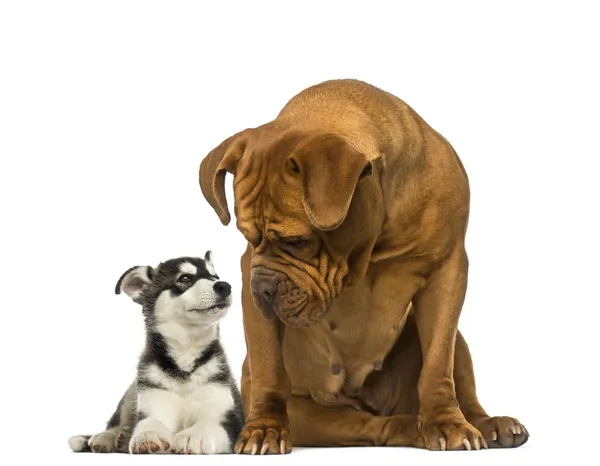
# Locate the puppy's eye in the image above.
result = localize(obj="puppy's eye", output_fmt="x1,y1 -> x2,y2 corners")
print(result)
178,274 -> 193,283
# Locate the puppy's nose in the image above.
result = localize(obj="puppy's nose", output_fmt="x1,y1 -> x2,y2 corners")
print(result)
213,281 -> 231,298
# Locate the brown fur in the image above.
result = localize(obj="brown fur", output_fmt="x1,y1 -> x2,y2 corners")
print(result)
199,79 -> 528,453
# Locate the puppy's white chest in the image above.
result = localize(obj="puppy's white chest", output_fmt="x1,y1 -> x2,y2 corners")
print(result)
180,382 -> 234,427
143,360 -> 235,430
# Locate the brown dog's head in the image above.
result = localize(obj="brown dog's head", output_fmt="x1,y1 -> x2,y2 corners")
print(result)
199,125 -> 382,327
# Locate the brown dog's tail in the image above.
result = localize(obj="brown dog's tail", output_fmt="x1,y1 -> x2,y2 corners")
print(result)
68,435 -> 92,452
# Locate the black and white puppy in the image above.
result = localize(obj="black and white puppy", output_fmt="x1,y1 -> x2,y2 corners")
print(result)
68,252 -> 244,454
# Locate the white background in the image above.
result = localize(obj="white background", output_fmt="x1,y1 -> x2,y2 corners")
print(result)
1,1 -> 598,464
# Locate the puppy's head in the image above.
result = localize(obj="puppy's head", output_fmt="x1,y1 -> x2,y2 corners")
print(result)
115,251 -> 232,328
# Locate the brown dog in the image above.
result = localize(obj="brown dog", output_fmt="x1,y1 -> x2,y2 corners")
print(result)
199,79 -> 528,454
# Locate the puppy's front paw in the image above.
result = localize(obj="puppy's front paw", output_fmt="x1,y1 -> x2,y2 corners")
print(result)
172,432 -> 216,454
129,430 -> 172,454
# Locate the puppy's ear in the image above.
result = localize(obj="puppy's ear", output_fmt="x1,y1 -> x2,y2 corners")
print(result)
199,129 -> 251,226
204,250 -> 214,268
115,265 -> 154,303
291,134 -> 374,231
204,250 -> 218,275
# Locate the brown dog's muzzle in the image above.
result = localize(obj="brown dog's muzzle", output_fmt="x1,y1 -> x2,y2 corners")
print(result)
251,266 -> 326,327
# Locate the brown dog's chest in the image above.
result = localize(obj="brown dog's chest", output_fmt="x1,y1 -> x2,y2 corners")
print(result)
282,270 -> 421,407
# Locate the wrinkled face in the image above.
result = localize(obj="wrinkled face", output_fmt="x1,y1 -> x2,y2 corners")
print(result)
248,225 -> 348,328
200,128 -> 377,328
117,252 -> 233,328
232,134 -> 364,327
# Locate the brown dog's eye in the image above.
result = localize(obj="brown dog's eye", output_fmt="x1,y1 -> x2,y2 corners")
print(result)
281,237 -> 309,248
178,274 -> 193,283
289,158 -> 300,173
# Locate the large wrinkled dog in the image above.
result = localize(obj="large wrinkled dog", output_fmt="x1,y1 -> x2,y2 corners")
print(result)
200,79 -> 528,454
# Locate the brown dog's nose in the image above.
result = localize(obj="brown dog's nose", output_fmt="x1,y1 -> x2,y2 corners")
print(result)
251,267 -> 288,320
254,277 -> 277,303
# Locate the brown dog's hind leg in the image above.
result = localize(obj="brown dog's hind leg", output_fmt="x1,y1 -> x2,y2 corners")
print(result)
454,331 -> 529,448
287,395 -> 422,448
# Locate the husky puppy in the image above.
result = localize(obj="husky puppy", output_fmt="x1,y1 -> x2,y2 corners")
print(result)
68,252 -> 244,454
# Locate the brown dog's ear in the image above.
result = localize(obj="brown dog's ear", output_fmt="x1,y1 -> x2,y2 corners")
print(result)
291,134 -> 374,231
199,130 -> 249,226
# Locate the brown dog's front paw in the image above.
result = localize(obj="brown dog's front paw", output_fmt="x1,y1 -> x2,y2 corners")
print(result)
419,410 -> 486,451
473,416 -> 529,448
234,419 -> 292,455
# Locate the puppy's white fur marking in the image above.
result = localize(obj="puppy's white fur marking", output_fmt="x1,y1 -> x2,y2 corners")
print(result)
154,321 -> 220,372
179,262 -> 197,275
136,389 -> 182,432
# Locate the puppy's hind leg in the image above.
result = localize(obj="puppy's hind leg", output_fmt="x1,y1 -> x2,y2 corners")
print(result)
68,435 -> 92,452
68,381 -> 137,453
68,428 -> 121,453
